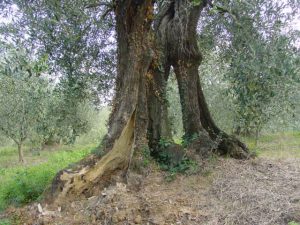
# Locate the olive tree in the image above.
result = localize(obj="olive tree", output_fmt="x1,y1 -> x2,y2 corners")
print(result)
0,45 -> 49,162
197,0 -> 300,139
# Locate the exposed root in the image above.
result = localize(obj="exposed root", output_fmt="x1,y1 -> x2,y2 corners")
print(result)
217,133 -> 252,159
188,132 -> 217,158
48,112 -> 136,203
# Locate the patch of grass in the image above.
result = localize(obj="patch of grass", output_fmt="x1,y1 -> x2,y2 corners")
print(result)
0,145 -> 93,211
291,131 -> 300,138
0,219 -> 11,225
0,147 -> 16,157
288,221 -> 300,225
242,131 -> 300,159
0,146 -> 22,168
257,134 -> 278,143
0,145 -> 49,168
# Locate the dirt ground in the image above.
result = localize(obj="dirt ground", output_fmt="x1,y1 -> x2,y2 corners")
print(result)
6,156 -> 299,225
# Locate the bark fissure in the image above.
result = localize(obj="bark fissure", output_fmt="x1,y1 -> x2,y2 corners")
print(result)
49,0 -> 154,201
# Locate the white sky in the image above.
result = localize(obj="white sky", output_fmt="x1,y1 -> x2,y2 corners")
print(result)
0,3 -> 299,44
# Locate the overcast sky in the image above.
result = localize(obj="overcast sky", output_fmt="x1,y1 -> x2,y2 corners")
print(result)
0,3 -> 299,44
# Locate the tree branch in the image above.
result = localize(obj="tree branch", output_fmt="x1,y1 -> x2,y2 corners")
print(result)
84,2 -> 114,20
0,126 -> 19,144
208,2 -> 231,15
85,2 -> 113,10
208,2 -> 239,22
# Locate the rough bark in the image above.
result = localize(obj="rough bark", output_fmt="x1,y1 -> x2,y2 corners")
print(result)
18,143 -> 24,163
146,3 -> 180,154
156,0 -> 250,158
146,48 -> 173,155
48,0 -> 154,202
155,0 -> 214,149
155,1 -> 205,135
174,62 -> 205,136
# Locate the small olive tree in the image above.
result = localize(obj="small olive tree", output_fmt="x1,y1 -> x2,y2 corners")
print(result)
0,45 -> 49,162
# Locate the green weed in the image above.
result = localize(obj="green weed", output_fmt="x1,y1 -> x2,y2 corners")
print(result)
0,145 -> 92,211
158,138 -> 173,148
0,219 -> 11,225
288,221 -> 300,225
182,133 -> 199,148
159,152 -> 198,182
141,146 -> 152,167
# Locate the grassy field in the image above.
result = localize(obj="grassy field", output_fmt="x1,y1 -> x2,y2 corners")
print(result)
242,131 -> 300,158
0,131 -> 299,224
0,144 -> 95,212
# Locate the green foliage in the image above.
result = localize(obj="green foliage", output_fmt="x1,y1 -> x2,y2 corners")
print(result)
182,133 -> 199,148
156,138 -> 198,175
0,44 -> 109,149
0,44 -> 50,147
226,1 -> 299,136
198,0 -> 300,136
158,138 -> 173,148
141,146 -> 152,167
40,97 -> 99,145
0,145 -> 91,211
0,43 -> 100,149
0,3 -> 115,150
0,0 -> 115,105
157,147 -> 198,181
288,221 -> 300,225
199,51 -> 236,133
0,219 -> 11,225
161,155 -> 198,182
226,31 -> 299,135
75,107 -> 110,145
192,0 -> 202,6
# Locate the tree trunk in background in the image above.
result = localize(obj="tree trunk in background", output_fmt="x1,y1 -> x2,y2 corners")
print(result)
18,143 -> 24,163
49,0 -> 154,201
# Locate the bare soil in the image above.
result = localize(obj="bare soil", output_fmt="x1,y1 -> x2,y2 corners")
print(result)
6,156 -> 300,225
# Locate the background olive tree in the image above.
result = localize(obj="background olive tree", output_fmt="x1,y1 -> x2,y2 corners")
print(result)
0,42 -> 106,162
0,44 -> 49,162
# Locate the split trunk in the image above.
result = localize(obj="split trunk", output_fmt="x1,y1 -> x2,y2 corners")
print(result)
49,0 -> 249,202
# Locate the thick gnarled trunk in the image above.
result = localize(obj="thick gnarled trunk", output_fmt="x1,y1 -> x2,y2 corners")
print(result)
48,0 -> 250,203
49,0 -> 154,201
156,0 -> 250,158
